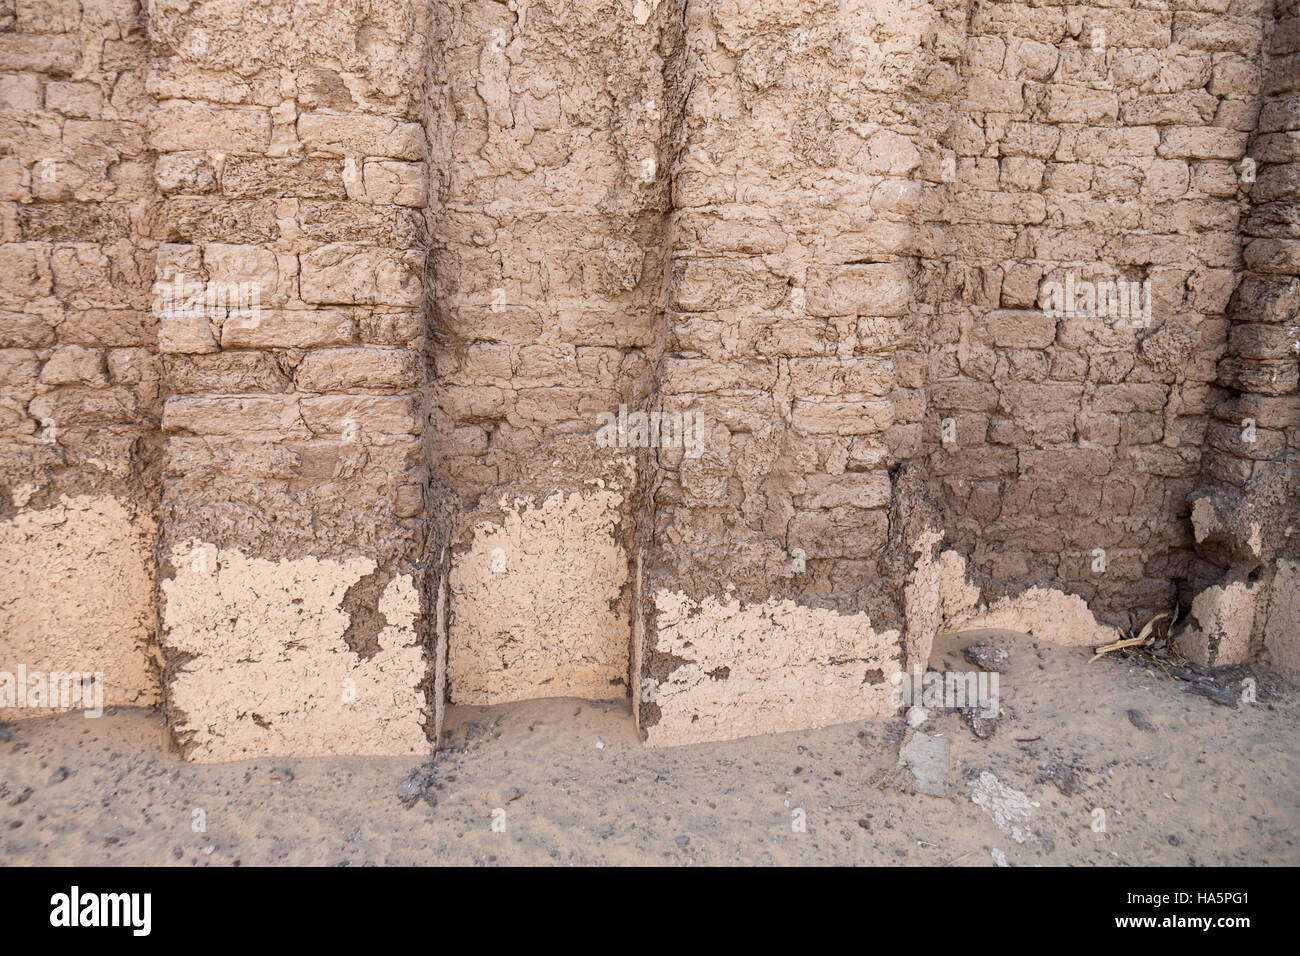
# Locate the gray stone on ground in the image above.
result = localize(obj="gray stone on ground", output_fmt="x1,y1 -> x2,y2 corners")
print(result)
960,706 -> 999,738
1127,709 -> 1156,732
963,643 -> 1009,672
1040,762 -> 1078,796
397,762 -> 438,808
1187,683 -> 1239,708
894,730 -> 950,797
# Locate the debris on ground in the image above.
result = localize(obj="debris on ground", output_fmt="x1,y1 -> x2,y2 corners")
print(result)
1088,611 -> 1279,711
1127,709 -> 1157,732
397,761 -> 439,809
964,643 -> 1009,673
906,706 -> 928,728
1039,762 -> 1079,796
971,771 -> 1034,844
1092,610 -> 1175,663
878,730 -> 950,798
1187,683 -> 1239,708
960,705 -> 1000,739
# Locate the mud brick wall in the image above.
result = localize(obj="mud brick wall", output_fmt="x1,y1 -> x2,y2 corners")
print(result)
918,0 -> 1270,630
1181,0 -> 1300,672
1,0 -> 1295,757
0,0 -> 161,712
633,0 -> 941,746
147,0 -> 440,760
430,0 -> 679,706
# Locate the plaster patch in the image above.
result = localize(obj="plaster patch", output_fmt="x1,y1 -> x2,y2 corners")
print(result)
939,550 -> 981,621
0,494 -> 159,718
948,586 -> 1121,647
1178,578 -> 1261,668
448,488 -> 630,705
642,590 -> 902,748
1263,560 -> 1300,684
434,565 -> 449,741
1190,496 -> 1217,544
903,527 -> 944,670
1189,495 -> 1268,564
924,548 -> 1111,650
160,542 -> 428,762
904,535 -> 981,669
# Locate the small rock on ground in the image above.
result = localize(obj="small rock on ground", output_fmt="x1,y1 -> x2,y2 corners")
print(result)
964,643 -> 1009,673
1127,709 -> 1157,732
397,763 -> 438,809
895,731 -> 950,798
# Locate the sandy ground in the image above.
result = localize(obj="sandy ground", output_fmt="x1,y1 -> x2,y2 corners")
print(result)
1,629 -> 1297,866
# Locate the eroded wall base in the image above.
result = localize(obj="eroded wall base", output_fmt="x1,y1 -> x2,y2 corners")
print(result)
638,590 -> 902,748
448,471 -> 634,706
946,586 -> 1122,648
908,533 -> 1122,656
